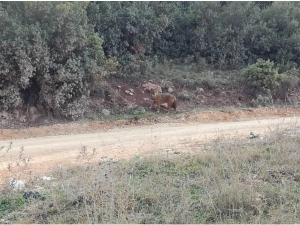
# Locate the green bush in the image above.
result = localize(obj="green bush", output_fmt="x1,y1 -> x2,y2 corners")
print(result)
177,90 -> 195,101
278,74 -> 299,95
160,80 -> 174,92
201,77 -> 217,90
250,94 -> 273,107
242,59 -> 285,94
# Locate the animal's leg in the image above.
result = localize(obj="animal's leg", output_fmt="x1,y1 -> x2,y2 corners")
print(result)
157,103 -> 160,113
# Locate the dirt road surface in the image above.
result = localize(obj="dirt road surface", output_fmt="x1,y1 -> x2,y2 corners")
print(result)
1,115 -> 300,184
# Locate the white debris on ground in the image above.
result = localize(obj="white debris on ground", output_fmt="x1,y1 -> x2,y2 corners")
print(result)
100,156 -> 119,164
249,132 -> 264,139
9,178 -> 25,191
41,176 -> 55,181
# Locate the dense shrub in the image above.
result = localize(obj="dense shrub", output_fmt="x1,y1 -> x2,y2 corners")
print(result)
2,2 -> 300,118
241,59 -> 285,95
0,2 -> 104,119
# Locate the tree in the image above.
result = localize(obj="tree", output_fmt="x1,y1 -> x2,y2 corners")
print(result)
0,2 -> 33,111
0,2 -> 105,119
87,1 -> 170,76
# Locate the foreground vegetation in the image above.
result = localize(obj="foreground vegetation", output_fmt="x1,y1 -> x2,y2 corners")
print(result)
1,124 -> 299,223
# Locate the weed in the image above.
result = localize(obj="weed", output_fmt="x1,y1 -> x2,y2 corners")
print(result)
1,124 -> 300,223
201,77 -> 217,90
0,197 -> 25,218
177,90 -> 195,101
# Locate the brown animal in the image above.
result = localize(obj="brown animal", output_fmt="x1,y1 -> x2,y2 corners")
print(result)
150,89 -> 176,113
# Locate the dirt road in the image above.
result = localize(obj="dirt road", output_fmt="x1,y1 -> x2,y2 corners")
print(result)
1,115 -> 299,183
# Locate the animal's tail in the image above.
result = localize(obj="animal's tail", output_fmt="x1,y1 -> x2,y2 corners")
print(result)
172,98 -> 177,110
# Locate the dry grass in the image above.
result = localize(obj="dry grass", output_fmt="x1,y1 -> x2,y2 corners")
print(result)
1,124 -> 300,223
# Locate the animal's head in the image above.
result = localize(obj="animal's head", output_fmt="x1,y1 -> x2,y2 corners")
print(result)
150,88 -> 159,97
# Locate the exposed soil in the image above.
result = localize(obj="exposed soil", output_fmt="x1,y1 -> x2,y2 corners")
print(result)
1,107 -> 300,141
2,79 -> 298,130
0,108 -> 300,140
1,79 -> 300,187
1,107 -> 300,186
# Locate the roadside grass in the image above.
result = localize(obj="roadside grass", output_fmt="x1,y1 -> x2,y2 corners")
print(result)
1,124 -> 300,223
0,197 -> 25,221
87,106 -> 181,123
87,99 -> 252,125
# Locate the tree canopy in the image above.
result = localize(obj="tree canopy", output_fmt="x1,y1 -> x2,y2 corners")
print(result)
1,1 -> 300,117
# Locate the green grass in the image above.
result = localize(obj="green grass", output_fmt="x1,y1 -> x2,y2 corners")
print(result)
1,125 -> 300,223
128,60 -> 241,90
0,197 -> 25,219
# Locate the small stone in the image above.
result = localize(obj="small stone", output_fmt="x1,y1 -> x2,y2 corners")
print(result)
1,111 -> 10,119
23,191 -> 41,200
220,91 -> 227,97
10,178 -> 25,191
29,106 -> 38,115
102,109 -> 110,116
41,176 -> 55,181
19,115 -> 27,123
168,87 -> 173,93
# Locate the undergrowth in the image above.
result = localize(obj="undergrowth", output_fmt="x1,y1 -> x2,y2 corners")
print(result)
1,125 -> 300,223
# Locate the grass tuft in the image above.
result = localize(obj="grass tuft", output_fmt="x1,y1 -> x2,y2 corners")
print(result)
1,125 -> 300,223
